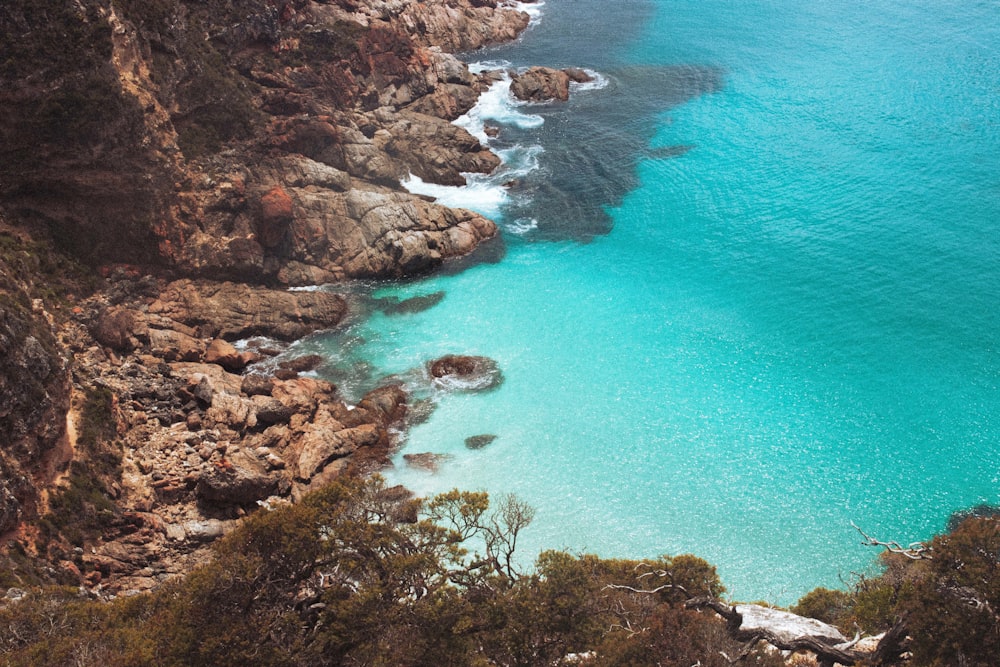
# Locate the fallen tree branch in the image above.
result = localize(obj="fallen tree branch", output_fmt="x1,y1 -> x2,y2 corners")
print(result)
686,597 -> 909,666
852,521 -> 932,559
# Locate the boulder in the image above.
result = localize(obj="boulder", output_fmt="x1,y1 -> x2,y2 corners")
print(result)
206,392 -> 257,431
196,454 -> 289,506
204,338 -> 245,372
240,373 -> 274,396
297,420 -> 379,480
278,354 -> 324,373
428,354 -> 503,391
563,67 -> 594,84
148,328 -> 204,362
510,66 -> 571,102
91,306 -> 146,351
251,395 -> 294,425
357,384 -> 408,426
258,185 -> 294,248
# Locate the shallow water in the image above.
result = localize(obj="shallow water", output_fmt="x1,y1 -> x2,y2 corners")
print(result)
308,0 -> 1000,603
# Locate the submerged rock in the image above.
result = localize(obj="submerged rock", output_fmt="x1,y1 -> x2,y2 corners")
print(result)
464,434 -> 497,449
428,354 -> 503,391
375,291 -> 446,316
403,452 -> 453,473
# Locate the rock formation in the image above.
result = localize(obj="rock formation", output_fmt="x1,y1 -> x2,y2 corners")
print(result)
0,0 -> 532,593
429,354 -> 504,391
510,66 -> 572,102
0,0 -> 528,285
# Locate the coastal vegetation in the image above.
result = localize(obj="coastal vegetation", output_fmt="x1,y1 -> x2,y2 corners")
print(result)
1,476 -> 998,665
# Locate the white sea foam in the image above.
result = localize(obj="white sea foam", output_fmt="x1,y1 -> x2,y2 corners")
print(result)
467,59 -> 512,75
496,144 -> 544,179
570,69 -> 610,92
506,217 -> 538,234
455,72 -> 544,145
403,70 -> 547,221
287,285 -> 322,292
510,0 -> 544,25
403,173 -> 508,219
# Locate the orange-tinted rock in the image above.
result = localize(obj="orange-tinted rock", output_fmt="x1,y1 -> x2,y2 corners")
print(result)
258,186 -> 294,248
205,338 -> 245,372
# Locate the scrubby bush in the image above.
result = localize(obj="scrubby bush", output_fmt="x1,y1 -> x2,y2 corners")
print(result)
0,476 -> 772,666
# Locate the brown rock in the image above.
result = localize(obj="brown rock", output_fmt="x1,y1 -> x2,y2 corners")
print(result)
251,395 -> 294,425
563,67 -> 594,84
510,67 -> 571,102
150,280 -> 348,341
428,354 -> 503,391
271,376 -> 336,416
91,306 -> 145,351
357,384 -> 408,426
258,186 -> 294,248
205,338 -> 245,372
241,373 -> 274,396
297,421 -> 379,480
196,453 -> 289,506
277,354 -> 324,373
205,392 -> 257,431
399,1 -> 530,51
148,328 -> 204,362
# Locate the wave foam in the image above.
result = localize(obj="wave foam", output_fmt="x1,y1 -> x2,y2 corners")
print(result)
506,217 -> 538,234
510,0 -> 544,25
455,73 -> 544,144
570,69 -> 610,92
403,173 -> 508,219
403,64 -> 549,223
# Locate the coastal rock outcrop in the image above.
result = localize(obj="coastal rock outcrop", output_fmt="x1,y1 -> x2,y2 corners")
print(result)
510,66 -> 572,102
1,0 -> 526,285
0,0 -> 529,594
429,354 -> 504,391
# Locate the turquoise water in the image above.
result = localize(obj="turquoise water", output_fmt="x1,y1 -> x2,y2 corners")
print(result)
308,0 -> 1000,603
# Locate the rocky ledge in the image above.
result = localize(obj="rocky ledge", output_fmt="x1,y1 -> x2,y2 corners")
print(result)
43,272 -> 411,593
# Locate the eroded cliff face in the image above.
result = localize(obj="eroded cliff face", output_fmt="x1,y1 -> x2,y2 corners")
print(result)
0,0 -> 531,590
0,227 -> 76,539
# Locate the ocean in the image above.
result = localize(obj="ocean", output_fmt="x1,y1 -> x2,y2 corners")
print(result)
301,0 -> 1000,603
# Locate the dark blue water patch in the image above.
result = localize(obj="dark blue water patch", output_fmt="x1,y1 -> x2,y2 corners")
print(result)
436,233 -> 507,275
500,64 -> 723,241
947,504 -> 1000,533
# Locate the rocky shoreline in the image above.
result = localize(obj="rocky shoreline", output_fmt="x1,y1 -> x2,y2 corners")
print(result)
0,0 -> 596,594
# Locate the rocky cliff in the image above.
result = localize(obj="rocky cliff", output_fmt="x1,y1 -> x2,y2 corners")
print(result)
0,0 -> 528,282
0,0 -> 532,592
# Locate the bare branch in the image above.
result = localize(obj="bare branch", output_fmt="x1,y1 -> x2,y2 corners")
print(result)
852,521 -> 932,559
603,563 -> 691,598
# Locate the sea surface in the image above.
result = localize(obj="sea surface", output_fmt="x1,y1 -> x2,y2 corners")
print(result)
301,0 -> 1000,603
